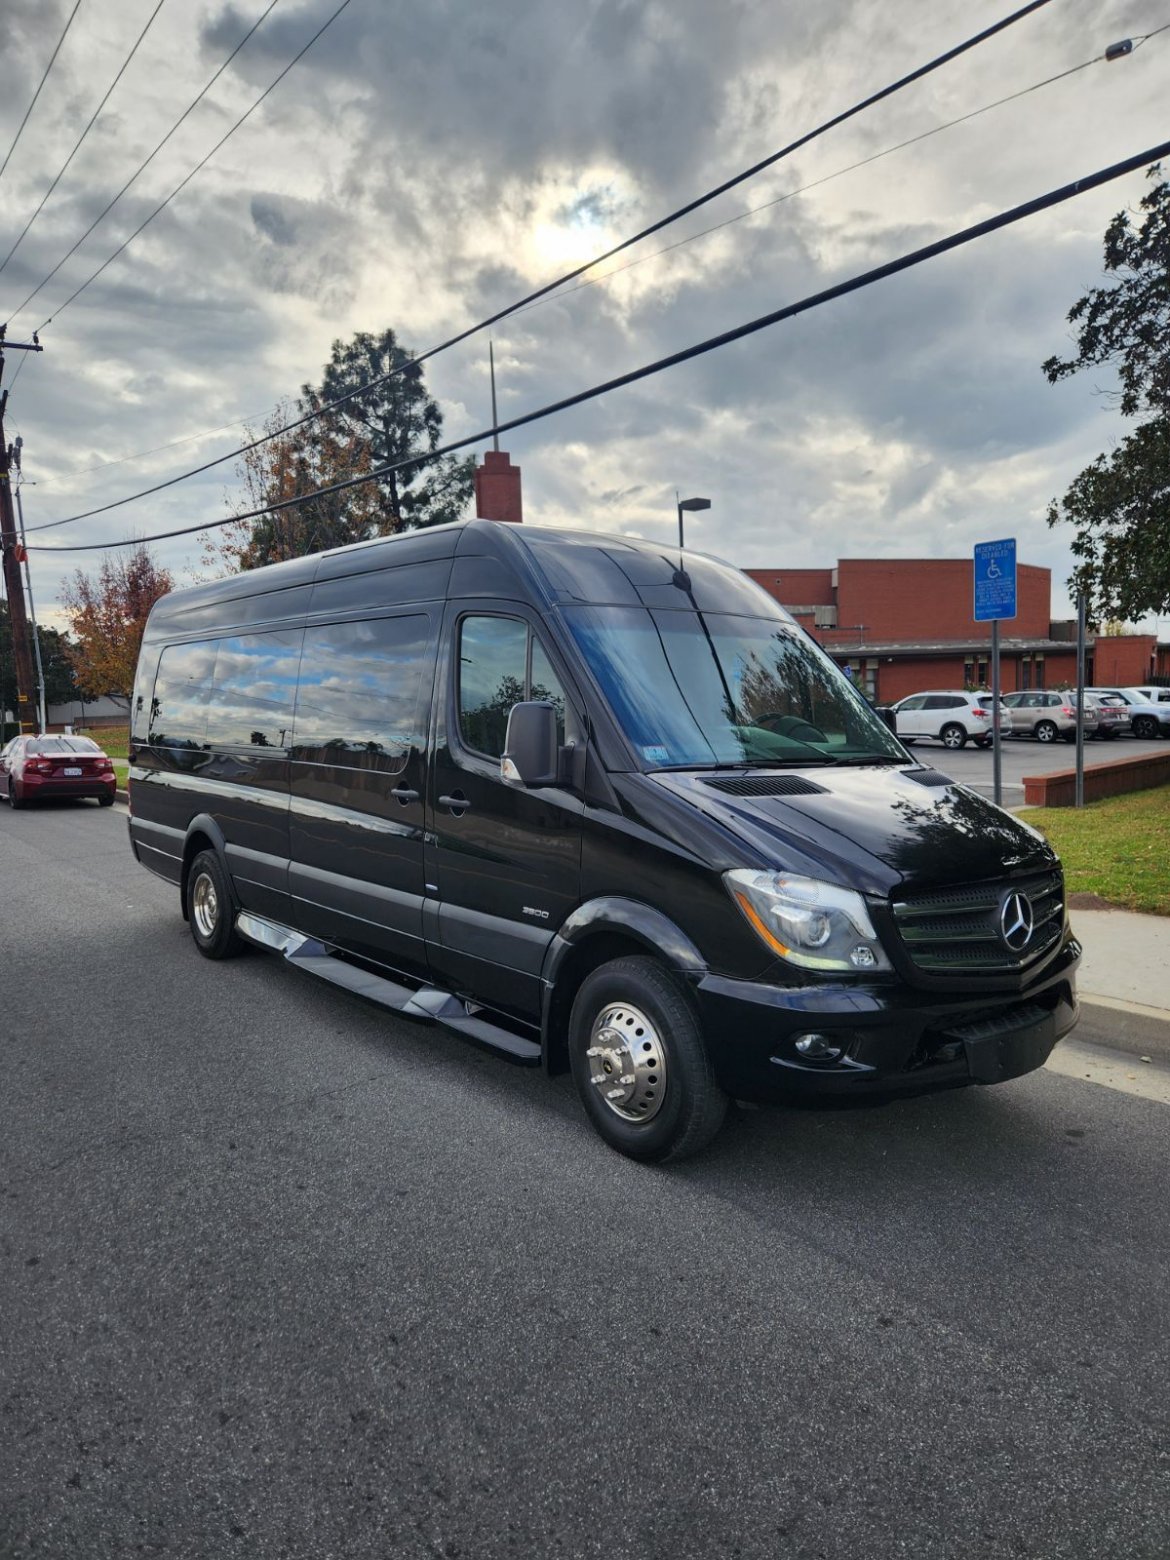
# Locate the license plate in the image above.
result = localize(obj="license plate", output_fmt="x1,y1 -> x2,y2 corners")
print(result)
63,767 -> 82,776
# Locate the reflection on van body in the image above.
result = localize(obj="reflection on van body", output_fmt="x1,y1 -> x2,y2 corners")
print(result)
128,521 -> 1080,1161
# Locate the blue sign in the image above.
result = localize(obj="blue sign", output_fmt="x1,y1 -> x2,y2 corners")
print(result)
974,537 -> 1017,622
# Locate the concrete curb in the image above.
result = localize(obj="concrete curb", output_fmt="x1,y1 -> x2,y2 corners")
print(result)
1076,994 -> 1170,1065
116,787 -> 129,805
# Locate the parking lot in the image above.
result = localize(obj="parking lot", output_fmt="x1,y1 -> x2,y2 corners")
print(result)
906,732 -> 1168,804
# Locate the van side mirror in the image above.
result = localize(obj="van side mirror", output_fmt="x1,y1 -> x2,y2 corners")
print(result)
501,701 -> 559,786
874,706 -> 898,734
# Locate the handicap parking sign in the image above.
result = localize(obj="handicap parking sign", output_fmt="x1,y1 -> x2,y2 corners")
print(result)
974,538 -> 1016,622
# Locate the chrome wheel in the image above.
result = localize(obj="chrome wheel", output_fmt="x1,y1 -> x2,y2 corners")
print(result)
586,1002 -> 666,1123
191,871 -> 219,939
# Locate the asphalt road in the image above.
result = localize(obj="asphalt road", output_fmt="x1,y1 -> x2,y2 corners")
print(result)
2,803 -> 1168,1560
904,732 -> 1168,803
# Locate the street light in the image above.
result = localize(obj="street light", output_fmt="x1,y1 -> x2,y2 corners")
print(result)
676,494 -> 711,549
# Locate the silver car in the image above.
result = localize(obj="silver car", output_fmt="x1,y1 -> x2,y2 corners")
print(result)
1002,690 -> 1098,744
1087,689 -> 1170,740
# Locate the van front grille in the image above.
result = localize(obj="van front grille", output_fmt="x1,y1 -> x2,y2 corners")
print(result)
891,870 -> 1064,973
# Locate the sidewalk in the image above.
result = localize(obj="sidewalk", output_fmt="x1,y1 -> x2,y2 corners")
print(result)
1070,905 -> 1170,1062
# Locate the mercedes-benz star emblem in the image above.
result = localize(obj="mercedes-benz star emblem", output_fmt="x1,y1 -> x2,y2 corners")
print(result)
999,891 -> 1034,952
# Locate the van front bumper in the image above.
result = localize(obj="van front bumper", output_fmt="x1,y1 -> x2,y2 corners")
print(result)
694,937 -> 1080,1101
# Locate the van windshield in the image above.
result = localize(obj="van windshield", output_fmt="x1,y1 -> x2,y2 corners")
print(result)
563,605 -> 905,767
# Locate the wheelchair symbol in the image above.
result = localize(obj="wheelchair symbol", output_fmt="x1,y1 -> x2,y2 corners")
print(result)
986,560 -> 1002,579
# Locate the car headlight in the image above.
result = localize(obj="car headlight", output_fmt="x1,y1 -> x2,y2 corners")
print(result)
724,870 -> 892,973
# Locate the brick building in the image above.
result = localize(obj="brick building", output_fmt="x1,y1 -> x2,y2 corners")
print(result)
746,558 -> 1170,704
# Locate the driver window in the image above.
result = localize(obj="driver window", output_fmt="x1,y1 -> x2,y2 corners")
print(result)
458,616 -> 572,759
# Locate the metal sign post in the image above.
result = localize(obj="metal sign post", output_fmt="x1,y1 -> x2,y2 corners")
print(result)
1075,594 -> 1086,808
974,538 -> 1017,808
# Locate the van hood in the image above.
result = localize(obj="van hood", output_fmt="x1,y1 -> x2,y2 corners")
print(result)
646,764 -> 1057,898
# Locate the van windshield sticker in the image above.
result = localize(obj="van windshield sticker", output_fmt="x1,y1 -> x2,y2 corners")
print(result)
642,745 -> 670,764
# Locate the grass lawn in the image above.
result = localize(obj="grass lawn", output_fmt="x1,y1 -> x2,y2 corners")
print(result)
1020,785 -> 1170,916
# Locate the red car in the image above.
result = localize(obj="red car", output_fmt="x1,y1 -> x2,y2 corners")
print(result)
0,734 -> 118,808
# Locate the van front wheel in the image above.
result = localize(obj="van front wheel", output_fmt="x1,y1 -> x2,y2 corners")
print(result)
568,956 -> 727,1162
187,849 -> 245,960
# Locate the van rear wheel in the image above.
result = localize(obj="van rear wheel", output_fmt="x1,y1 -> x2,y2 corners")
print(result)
569,956 -> 727,1162
187,849 -> 245,960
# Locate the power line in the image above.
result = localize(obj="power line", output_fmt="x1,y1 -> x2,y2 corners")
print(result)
26,0 -> 358,333
510,50 -> 1111,322
23,0 -> 1059,533
2,0 -> 284,328
0,0 -> 169,280
26,32 -> 1123,498
0,0 -> 85,188
29,136 -> 1170,555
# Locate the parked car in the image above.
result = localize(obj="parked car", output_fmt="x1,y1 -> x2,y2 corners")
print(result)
1087,689 -> 1170,740
1001,691 -> 1098,744
0,734 -> 117,808
127,522 -> 1079,1163
1128,686 -> 1170,705
1081,693 -> 1129,739
890,691 -> 1013,749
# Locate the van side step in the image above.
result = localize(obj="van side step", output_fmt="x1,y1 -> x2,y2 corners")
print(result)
235,911 -> 541,1065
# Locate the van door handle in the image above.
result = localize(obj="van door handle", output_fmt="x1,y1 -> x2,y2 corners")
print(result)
438,792 -> 470,814
391,784 -> 419,805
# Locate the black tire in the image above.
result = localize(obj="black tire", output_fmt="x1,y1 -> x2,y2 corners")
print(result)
940,724 -> 967,750
1062,730 -> 1077,743
1035,720 -> 1058,744
98,792 -> 115,807
1133,716 -> 1157,740
186,849 -> 245,960
568,956 -> 727,1163
901,737 -> 915,746
1101,729 -> 1119,740
8,782 -> 25,809
974,736 -> 992,749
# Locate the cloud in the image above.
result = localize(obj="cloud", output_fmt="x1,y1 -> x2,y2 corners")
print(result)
1,0 -> 1166,637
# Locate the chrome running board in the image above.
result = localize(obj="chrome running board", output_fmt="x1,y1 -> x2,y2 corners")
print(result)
234,911 -> 541,1064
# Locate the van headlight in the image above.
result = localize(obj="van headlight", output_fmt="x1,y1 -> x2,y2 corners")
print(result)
725,870 -> 892,973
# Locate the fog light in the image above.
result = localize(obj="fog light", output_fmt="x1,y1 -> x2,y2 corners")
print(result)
850,944 -> 878,969
794,1033 -> 842,1061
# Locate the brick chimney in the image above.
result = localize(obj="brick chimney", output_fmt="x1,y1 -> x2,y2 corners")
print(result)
474,449 -> 523,524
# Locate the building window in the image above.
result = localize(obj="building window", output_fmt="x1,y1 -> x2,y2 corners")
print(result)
842,657 -> 878,700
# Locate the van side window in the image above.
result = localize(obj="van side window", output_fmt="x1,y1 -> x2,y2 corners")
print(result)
150,641 -> 217,748
205,631 -> 302,749
293,615 -> 429,771
458,616 -> 570,758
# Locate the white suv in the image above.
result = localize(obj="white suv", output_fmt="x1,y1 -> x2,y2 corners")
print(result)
892,691 -> 1013,750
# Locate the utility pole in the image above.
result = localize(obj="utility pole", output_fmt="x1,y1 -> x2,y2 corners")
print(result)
12,440 -> 47,733
0,325 -> 44,734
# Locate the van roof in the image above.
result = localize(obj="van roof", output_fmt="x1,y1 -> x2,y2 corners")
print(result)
143,518 -> 793,637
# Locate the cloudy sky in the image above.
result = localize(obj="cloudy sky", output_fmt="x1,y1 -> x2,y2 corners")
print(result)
1,0 -> 1167,634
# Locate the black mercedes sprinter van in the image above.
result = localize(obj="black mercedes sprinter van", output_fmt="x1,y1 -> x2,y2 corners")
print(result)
128,520 -> 1079,1160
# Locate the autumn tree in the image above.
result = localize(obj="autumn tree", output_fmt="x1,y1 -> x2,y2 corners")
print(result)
206,401 -> 382,572
61,544 -> 173,706
1043,167 -> 1170,621
216,329 -> 475,572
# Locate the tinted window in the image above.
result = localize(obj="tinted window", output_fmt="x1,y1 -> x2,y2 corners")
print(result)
924,695 -> 963,710
457,617 -> 572,758
150,641 -> 217,747
205,631 -> 301,749
898,695 -> 926,711
564,605 -> 903,767
293,615 -> 429,771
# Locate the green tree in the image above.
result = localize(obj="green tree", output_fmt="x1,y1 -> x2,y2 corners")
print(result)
0,604 -> 77,737
1043,167 -> 1170,621
304,328 -> 474,532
